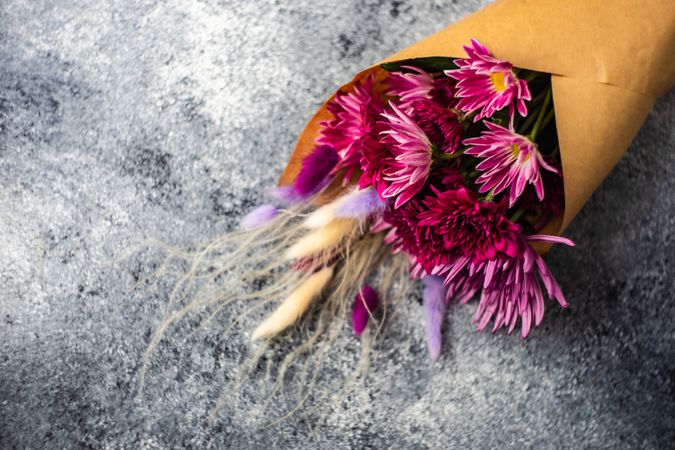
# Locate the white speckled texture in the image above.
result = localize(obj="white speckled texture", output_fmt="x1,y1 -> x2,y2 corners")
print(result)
1,1 -> 673,448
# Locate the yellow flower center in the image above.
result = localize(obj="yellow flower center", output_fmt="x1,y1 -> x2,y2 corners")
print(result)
511,144 -> 530,161
490,72 -> 508,92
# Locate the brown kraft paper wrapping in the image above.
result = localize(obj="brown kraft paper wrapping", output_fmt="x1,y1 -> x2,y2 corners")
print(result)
279,0 -> 675,235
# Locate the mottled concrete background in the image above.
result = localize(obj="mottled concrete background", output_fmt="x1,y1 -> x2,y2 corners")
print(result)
1,0 -> 673,448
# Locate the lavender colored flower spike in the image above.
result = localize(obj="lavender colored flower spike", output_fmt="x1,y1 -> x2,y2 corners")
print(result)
268,185 -> 301,206
334,187 -> 385,219
422,275 -> 447,361
352,285 -> 379,336
294,144 -> 339,198
240,204 -> 278,229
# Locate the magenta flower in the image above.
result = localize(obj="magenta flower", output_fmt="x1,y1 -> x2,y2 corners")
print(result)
359,101 -> 462,200
409,100 -> 462,155
473,234 -> 574,338
376,170 -> 464,263
378,103 -> 435,208
417,187 -> 522,265
446,39 -> 531,122
358,137 -> 393,196
464,122 -> 558,207
387,66 -> 436,111
378,198 -> 423,256
318,75 -> 384,182
388,67 -> 457,112
427,233 -> 574,338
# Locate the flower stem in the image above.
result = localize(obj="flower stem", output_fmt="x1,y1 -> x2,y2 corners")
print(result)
509,208 -> 525,223
523,71 -> 541,82
529,86 -> 552,141
440,149 -> 464,161
539,108 -> 555,132
518,87 -> 549,134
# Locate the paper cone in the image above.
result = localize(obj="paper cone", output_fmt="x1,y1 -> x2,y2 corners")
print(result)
280,0 -> 675,234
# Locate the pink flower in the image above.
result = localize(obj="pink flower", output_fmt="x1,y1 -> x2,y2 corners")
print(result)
387,66 -> 436,111
378,196 -> 425,258
318,75 -> 384,182
378,103 -> 435,208
446,39 -> 531,122
428,233 -> 574,339
409,100 -> 462,155
473,234 -> 574,339
387,67 -> 457,112
359,101 -> 462,200
464,122 -> 558,207
358,137 -> 392,196
417,187 -> 522,265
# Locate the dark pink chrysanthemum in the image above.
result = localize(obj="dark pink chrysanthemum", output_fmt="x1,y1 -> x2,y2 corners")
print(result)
359,101 -> 462,199
387,66 -> 436,111
376,170 -> 464,263
409,99 -> 462,155
378,103 -> 435,208
318,75 -> 384,183
427,233 -> 574,338
473,234 -> 574,338
417,187 -> 521,265
446,39 -> 531,122
388,68 -> 457,112
358,135 -> 393,196
378,196 -> 425,258
464,122 -> 558,207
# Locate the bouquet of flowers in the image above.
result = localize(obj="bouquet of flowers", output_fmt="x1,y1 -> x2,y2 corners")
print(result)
143,0 -> 674,392
245,39 -> 572,355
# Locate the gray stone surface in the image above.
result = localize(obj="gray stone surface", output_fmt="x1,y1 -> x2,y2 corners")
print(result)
1,0 -> 673,448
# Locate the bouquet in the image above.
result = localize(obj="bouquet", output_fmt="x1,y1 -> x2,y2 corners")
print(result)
247,41 -> 571,350
143,0 -> 674,396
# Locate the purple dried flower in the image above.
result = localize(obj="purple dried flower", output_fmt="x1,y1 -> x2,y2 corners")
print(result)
268,185 -> 301,205
334,187 -> 384,219
352,285 -> 379,336
294,144 -> 339,198
240,204 -> 278,229
422,275 -> 447,360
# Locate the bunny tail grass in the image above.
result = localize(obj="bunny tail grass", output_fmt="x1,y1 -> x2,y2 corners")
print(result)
251,266 -> 334,340
422,275 -> 447,361
135,188 -> 412,422
285,219 -> 357,260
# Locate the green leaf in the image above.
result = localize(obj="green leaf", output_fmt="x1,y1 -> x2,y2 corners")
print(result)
380,57 -> 458,74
